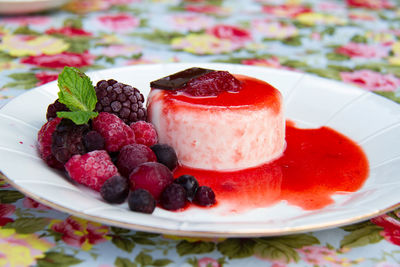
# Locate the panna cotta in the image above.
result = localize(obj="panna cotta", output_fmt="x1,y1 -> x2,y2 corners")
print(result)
147,68 -> 285,171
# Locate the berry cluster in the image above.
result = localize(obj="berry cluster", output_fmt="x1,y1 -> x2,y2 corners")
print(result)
38,76 -> 216,215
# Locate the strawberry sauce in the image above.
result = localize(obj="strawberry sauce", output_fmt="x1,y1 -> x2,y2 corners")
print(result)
174,122 -> 369,212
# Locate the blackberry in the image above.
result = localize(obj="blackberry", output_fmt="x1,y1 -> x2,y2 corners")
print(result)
160,183 -> 187,210
128,189 -> 156,214
94,79 -> 147,124
100,175 -> 129,204
83,130 -> 105,152
46,99 -> 69,121
174,175 -> 199,201
194,186 -> 216,206
51,119 -> 90,163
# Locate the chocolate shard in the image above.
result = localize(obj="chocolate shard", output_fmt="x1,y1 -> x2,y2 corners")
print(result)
150,67 -> 215,90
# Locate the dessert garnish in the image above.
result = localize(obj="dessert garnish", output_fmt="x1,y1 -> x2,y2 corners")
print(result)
38,66 -> 216,215
150,67 -> 242,96
56,66 -> 98,125
94,79 -> 147,124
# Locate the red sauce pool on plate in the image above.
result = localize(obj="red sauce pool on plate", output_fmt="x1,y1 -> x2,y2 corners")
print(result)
174,122 -> 369,212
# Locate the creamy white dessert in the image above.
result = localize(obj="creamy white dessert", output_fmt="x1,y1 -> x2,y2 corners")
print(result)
147,69 -> 285,171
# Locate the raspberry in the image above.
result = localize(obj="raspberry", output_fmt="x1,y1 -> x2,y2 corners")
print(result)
37,117 -> 64,169
150,144 -> 178,171
160,183 -> 187,210
92,112 -> 136,152
116,144 -> 157,178
51,119 -> 90,164
94,79 -> 147,124
130,121 -> 158,147
194,186 -> 216,206
46,99 -> 69,121
65,150 -> 119,191
100,175 -> 129,204
128,189 -> 156,214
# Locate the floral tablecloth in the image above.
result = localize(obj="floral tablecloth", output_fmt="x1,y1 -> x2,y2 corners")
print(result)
1,0 -> 400,266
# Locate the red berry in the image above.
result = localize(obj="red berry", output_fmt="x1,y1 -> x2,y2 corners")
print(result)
150,68 -> 241,97
130,121 -> 158,147
129,162 -> 173,200
65,150 -> 119,191
180,70 -> 241,97
92,112 -> 135,152
194,186 -> 216,206
37,117 -> 64,169
116,144 -> 157,177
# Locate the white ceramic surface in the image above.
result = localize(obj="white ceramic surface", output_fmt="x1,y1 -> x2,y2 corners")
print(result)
1,63 -> 399,237
0,0 -> 69,14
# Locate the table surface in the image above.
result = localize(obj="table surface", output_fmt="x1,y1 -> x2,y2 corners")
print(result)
1,0 -> 400,266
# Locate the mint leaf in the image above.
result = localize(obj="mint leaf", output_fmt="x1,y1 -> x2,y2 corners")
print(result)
57,66 -> 98,124
57,111 -> 98,125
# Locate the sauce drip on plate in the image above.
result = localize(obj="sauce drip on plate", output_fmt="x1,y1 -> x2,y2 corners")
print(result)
174,122 -> 369,212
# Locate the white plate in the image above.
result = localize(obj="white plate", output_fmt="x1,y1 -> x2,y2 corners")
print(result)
1,63 -> 400,237
0,0 -> 69,14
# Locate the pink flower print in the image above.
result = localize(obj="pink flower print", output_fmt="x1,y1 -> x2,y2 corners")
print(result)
311,32 -> 322,41
317,2 -> 346,11
23,197 -> 51,210
169,14 -> 215,32
35,72 -> 59,86
21,51 -> 95,68
346,0 -> 394,9
372,214 -> 400,246
102,44 -> 142,57
207,24 -> 252,44
0,15 -> 50,25
45,27 -> 92,37
251,19 -> 298,39
262,4 -> 312,18
0,203 -> 15,226
185,4 -> 230,16
51,216 -> 110,250
197,257 -> 220,267
241,57 -> 296,71
0,228 -> 54,267
340,70 -> 400,91
298,246 -> 341,266
336,42 -> 390,59
349,11 -> 377,21
97,14 -> 140,32
103,0 -> 140,5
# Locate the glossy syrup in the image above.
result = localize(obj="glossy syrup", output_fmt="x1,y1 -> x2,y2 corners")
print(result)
163,74 -> 369,212
174,122 -> 369,212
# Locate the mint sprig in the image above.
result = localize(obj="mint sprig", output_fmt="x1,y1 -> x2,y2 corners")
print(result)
56,66 -> 98,124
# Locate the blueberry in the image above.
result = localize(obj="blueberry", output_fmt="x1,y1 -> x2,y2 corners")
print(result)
150,144 -> 178,171
128,189 -> 156,214
160,183 -> 186,210
194,186 -> 216,206
83,130 -> 105,152
100,175 -> 129,204
174,175 -> 199,201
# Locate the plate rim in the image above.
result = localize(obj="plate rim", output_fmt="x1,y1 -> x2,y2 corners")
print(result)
1,62 -> 399,237
2,173 -> 399,237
